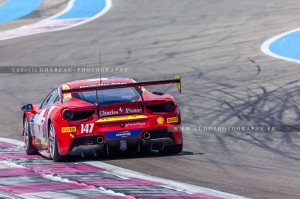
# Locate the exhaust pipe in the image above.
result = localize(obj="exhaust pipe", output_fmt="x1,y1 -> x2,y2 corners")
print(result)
97,137 -> 104,144
143,132 -> 151,140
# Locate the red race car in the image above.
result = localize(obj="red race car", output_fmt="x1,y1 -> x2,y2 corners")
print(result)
22,77 -> 182,161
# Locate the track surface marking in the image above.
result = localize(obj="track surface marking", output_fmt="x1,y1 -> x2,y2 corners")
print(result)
0,0 -> 43,23
0,0 -> 111,41
0,138 -> 246,199
262,28 -> 300,63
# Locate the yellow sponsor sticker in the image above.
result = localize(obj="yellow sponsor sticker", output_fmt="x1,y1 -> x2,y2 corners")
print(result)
167,117 -> 179,123
63,93 -> 72,99
61,84 -> 72,99
175,76 -> 181,92
61,84 -> 70,90
62,126 -> 76,133
157,116 -> 165,125
96,114 -> 148,123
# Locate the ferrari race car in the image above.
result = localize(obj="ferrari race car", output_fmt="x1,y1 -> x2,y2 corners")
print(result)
22,77 -> 182,161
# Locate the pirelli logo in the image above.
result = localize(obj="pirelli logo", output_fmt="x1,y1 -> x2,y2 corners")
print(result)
167,117 -> 179,123
62,126 -> 76,133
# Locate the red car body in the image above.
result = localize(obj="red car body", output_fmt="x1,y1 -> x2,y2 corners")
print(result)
22,77 -> 182,161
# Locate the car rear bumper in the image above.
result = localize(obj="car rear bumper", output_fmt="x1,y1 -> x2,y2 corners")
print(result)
68,137 -> 176,157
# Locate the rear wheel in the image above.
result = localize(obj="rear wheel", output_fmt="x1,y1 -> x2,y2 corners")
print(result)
23,117 -> 38,155
49,123 -> 64,162
160,143 -> 183,155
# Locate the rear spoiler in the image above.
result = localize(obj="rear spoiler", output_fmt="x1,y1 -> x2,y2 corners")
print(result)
60,76 -> 181,112
60,76 -> 181,106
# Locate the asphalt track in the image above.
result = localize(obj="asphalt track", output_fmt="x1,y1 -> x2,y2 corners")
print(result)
1,0 -> 300,198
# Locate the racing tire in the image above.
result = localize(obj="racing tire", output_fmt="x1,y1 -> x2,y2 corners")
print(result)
160,143 -> 183,155
23,117 -> 38,155
49,123 -> 65,162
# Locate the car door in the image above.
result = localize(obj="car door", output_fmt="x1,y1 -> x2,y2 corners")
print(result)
32,88 -> 59,148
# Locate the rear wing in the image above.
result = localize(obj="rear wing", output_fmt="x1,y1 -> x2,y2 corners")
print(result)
60,76 -> 181,107
60,76 -> 181,105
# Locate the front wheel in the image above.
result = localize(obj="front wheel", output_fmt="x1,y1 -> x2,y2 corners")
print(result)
49,123 -> 64,162
23,117 -> 38,155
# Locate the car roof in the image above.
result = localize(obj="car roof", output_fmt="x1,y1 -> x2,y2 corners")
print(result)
60,77 -> 136,90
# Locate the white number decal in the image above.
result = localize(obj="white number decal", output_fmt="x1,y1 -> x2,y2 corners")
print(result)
81,123 -> 94,134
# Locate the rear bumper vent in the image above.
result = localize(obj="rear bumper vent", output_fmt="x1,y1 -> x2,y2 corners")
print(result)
71,111 -> 94,120
146,103 -> 166,112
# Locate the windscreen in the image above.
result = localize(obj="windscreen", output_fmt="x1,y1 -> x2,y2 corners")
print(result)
72,87 -> 141,105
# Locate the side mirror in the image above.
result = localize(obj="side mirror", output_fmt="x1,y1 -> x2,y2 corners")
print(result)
21,104 -> 33,112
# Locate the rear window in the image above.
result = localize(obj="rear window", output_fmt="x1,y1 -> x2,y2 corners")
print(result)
72,87 -> 141,105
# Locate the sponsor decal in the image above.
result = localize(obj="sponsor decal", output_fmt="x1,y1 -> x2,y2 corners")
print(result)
80,82 -> 127,89
81,123 -> 94,134
175,75 -> 181,92
167,117 -> 179,123
99,110 -> 119,116
157,116 -> 165,125
99,107 -> 143,116
63,93 -> 72,99
61,84 -> 71,99
116,131 -> 131,138
61,84 -> 70,90
125,107 -> 142,114
96,114 -> 148,123
62,127 -> 76,133
124,121 -> 146,127
105,129 -> 142,139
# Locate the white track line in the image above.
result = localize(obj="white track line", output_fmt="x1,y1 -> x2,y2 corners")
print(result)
87,161 -> 249,199
261,28 -> 300,64
0,137 -> 23,145
46,0 -> 77,21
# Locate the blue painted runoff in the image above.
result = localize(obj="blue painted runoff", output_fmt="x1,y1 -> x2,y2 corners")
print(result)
269,31 -> 300,61
55,0 -> 106,19
0,0 -> 43,23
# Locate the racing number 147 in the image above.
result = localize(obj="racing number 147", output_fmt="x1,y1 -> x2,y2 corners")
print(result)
81,123 -> 94,134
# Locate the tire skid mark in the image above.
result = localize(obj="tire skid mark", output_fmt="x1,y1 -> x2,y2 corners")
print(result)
182,70 -> 300,161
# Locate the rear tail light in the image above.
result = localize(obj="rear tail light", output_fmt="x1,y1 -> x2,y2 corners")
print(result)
62,108 -> 73,120
165,101 -> 175,111
146,101 -> 176,112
